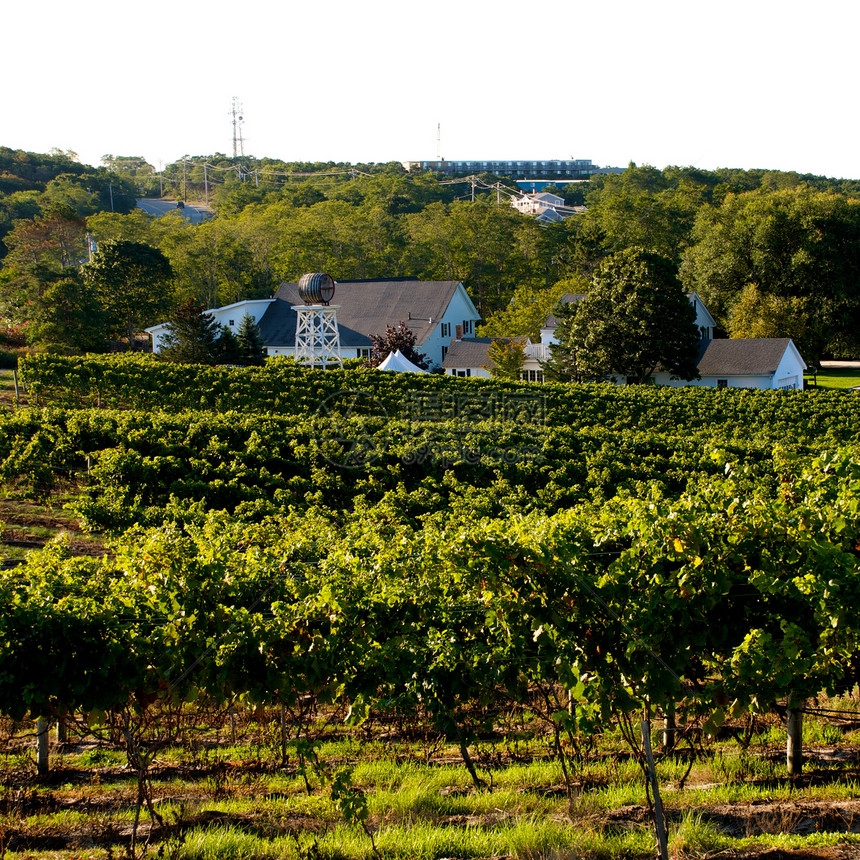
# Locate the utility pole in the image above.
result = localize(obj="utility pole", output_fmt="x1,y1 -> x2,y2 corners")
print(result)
204,163 -> 209,206
182,159 -> 187,202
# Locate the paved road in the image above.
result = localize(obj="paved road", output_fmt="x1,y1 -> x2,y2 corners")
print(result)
136,199 -> 213,224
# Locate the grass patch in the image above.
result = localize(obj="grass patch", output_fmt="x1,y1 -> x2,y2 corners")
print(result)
6,709 -> 860,860
807,366 -> 860,390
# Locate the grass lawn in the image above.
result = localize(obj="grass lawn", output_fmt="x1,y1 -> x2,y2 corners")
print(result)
805,366 -> 860,390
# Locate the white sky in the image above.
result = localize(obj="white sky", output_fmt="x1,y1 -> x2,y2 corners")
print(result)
4,0 -> 859,179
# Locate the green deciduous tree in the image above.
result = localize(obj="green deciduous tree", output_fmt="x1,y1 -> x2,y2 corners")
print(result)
83,239 -> 173,349
480,276 -> 587,339
727,285 -> 821,363
551,247 -> 700,383
86,209 -> 157,246
579,163 -> 708,264
485,338 -> 527,381
25,270 -> 107,353
4,210 -> 87,271
267,199 -> 406,283
100,155 -> 159,196
406,201 -> 542,317
680,187 -> 860,360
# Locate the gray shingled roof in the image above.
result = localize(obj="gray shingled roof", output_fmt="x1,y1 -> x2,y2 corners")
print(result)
258,279 -> 464,348
441,337 -> 528,369
544,293 -> 586,329
441,337 -> 495,369
697,338 -> 797,375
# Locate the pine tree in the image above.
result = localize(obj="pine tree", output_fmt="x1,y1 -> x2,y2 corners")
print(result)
216,325 -> 242,364
236,313 -> 267,366
158,299 -> 220,364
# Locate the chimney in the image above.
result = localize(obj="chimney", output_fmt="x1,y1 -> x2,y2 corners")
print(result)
455,324 -> 463,341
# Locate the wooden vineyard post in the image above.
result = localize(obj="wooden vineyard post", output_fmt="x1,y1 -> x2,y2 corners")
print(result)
13,369 -> 20,408
36,718 -> 49,775
641,720 -> 669,860
663,704 -> 676,753
787,698 -> 803,777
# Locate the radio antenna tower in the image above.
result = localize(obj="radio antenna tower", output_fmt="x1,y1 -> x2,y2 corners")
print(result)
437,122 -> 442,161
231,97 -> 245,158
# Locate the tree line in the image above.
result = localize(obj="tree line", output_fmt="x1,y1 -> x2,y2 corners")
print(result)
2,149 -> 860,362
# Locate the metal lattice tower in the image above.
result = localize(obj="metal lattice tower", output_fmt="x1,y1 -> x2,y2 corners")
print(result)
292,273 -> 342,369
292,305 -> 343,368
231,97 -> 245,158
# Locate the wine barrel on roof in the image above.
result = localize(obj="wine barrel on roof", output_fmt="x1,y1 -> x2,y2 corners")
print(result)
298,272 -> 336,305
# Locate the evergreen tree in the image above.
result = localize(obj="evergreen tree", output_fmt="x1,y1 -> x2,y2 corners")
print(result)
236,313 -> 267,365
216,324 -> 243,364
158,299 -> 220,364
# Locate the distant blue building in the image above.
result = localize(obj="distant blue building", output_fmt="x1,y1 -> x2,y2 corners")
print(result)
402,159 -> 597,179
515,179 -> 591,194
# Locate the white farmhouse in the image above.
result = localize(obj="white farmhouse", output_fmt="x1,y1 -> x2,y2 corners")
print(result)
147,279 -> 481,370
651,338 -> 807,390
511,193 -> 587,224
442,292 -> 808,390
512,192 -> 566,215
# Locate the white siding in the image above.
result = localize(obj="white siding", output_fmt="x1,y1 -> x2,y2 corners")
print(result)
445,366 -> 491,379
147,299 -> 274,354
419,284 -> 481,369
652,372 -> 774,389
